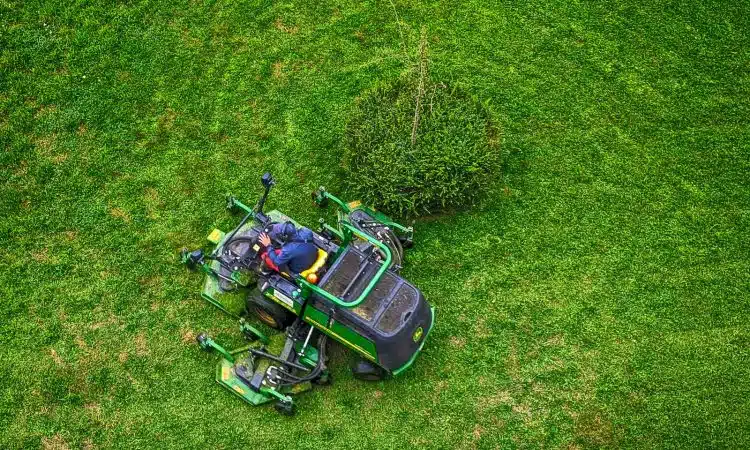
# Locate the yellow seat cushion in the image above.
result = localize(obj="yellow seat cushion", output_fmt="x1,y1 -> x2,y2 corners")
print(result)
300,249 -> 328,278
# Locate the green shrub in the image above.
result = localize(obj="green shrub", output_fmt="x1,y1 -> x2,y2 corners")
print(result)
342,75 -> 501,217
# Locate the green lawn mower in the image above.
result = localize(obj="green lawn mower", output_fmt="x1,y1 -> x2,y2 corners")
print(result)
181,173 -> 435,415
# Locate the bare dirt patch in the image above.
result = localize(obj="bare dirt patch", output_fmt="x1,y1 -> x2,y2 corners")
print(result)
574,410 -> 615,447
116,70 -> 132,82
512,403 -> 532,417
32,248 -> 51,262
49,348 -> 65,366
544,334 -> 565,347
90,314 -> 117,331
34,104 -> 58,119
180,328 -> 196,344
14,160 -> 28,176
157,108 -> 177,131
84,402 -> 102,420
51,153 -> 69,164
77,122 -> 88,136
472,424 -> 484,440
272,61 -> 285,79
449,336 -> 466,349
144,187 -> 162,219
506,338 -> 520,381
41,434 -> 69,450
473,316 -> 491,339
490,390 -> 514,407
109,207 -> 132,223
562,403 -> 579,420
135,333 -> 149,356
139,275 -> 163,293
74,335 -> 88,349
34,133 -> 57,153
274,18 -> 298,34
475,386 -> 516,414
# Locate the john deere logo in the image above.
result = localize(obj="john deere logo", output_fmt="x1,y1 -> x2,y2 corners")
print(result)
412,327 -> 424,342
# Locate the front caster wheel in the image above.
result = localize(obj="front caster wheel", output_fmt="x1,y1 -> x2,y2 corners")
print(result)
196,333 -> 212,352
181,248 -> 204,270
274,400 -> 295,416
225,194 -> 239,212
312,188 -> 329,207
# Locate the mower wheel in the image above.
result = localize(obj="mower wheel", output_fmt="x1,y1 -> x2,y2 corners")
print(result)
311,190 -> 328,207
351,359 -> 387,382
225,194 -> 239,213
313,371 -> 332,386
274,400 -> 295,416
247,291 -> 294,330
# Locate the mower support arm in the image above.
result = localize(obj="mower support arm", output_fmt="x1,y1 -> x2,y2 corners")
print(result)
319,220 -> 345,241
313,187 -> 351,213
314,188 -> 412,239
227,196 -> 253,214
197,334 -> 236,364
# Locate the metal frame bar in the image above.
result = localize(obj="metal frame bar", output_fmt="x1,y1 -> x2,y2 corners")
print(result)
297,222 -> 392,308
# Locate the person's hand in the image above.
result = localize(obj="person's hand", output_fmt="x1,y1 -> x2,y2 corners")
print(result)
259,232 -> 271,247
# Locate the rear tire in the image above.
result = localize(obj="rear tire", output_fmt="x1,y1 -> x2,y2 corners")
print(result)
351,359 -> 387,381
246,291 -> 294,330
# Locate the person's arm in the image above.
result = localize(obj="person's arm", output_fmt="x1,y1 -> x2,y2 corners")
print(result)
260,232 -> 295,271
266,245 -> 294,268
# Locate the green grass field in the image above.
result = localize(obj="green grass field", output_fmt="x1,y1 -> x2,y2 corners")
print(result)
2,0 -> 749,448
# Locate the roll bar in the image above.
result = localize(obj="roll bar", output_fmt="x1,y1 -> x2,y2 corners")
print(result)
296,222 -> 392,308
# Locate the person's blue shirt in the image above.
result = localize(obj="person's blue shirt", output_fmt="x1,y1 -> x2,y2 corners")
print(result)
266,227 -> 317,273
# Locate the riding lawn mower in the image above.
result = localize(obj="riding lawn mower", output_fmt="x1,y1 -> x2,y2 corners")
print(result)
181,173 -> 435,415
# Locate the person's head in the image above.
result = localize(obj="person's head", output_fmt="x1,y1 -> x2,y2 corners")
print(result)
269,221 -> 296,242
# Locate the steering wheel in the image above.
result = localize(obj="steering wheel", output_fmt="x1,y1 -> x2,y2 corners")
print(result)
221,230 -> 263,269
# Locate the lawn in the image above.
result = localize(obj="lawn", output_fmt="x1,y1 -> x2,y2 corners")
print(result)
1,0 -> 748,448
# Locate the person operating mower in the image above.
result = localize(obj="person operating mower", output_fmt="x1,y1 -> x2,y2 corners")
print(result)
181,173 -> 435,414
258,222 -> 318,274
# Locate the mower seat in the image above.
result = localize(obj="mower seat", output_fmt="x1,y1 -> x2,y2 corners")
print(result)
300,249 -> 328,280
